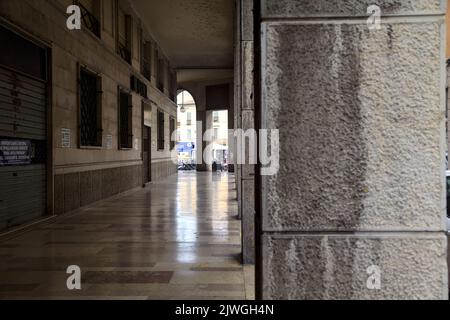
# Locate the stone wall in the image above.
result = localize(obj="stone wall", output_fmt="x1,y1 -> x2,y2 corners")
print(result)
151,160 -> 178,182
258,0 -> 448,299
447,62 -> 450,158
54,164 -> 142,215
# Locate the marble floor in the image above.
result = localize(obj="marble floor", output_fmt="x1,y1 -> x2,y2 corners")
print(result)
0,172 -> 255,300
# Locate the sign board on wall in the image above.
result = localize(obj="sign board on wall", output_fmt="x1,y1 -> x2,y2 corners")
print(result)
0,139 -> 32,166
61,128 -> 71,148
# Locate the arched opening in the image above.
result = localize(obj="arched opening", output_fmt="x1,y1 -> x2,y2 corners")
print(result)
176,89 -> 197,170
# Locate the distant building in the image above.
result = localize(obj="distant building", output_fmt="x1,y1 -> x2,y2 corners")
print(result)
177,90 -> 197,164
210,110 -> 229,164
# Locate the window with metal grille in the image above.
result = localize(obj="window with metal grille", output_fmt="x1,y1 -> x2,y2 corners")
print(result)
119,90 -> 133,149
157,56 -> 165,92
74,0 -> 100,38
213,111 -> 219,123
169,71 -> 177,102
141,41 -> 151,81
118,8 -> 131,64
157,110 -> 165,150
170,117 -> 176,150
79,67 -> 102,147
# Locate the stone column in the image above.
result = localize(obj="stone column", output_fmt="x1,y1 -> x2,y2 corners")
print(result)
238,0 -> 256,264
234,0 -> 243,218
257,0 -> 448,299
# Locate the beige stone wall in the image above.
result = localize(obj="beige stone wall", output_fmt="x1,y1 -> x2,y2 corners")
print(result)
54,165 -> 142,215
148,86 -> 177,164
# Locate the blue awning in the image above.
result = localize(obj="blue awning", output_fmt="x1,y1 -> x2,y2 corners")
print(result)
177,142 -> 195,153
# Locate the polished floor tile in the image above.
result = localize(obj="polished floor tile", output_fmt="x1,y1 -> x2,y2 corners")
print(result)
0,172 -> 255,300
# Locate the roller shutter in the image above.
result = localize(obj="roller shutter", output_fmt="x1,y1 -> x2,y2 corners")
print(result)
0,26 -> 48,231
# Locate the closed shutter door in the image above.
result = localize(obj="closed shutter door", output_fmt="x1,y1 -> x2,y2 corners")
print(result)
0,66 -> 47,230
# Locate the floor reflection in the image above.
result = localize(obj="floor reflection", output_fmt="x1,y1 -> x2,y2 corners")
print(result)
0,172 -> 254,300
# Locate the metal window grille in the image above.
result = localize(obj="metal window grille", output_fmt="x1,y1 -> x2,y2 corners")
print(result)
119,91 -> 133,149
74,0 -> 100,38
170,117 -> 175,150
157,58 -> 165,91
118,10 -> 131,64
157,110 -> 165,150
119,42 -> 131,64
80,68 -> 101,146
142,42 -> 151,80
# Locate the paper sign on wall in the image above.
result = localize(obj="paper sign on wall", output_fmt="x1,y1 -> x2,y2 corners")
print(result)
61,128 -> 71,148
105,134 -> 113,149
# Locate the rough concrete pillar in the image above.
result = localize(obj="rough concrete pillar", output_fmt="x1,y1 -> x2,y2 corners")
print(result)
239,0 -> 256,264
447,62 -> 450,157
257,0 -> 448,299
234,0 -> 243,218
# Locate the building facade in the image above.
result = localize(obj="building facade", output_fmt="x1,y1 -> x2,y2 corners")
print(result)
209,110 -> 229,165
0,0 -> 177,229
